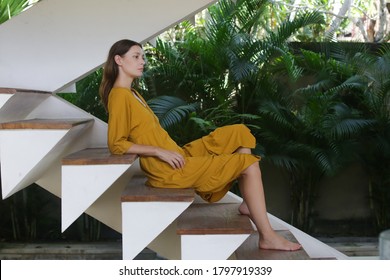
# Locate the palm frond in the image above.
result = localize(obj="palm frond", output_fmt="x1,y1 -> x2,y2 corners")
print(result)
322,103 -> 375,140
310,148 -> 332,174
147,95 -> 198,129
293,79 -> 334,96
324,75 -> 367,95
234,0 -> 269,33
273,52 -> 304,82
297,49 -> 326,71
258,100 -> 297,132
264,154 -> 300,173
269,11 -> 325,47
0,0 -> 32,24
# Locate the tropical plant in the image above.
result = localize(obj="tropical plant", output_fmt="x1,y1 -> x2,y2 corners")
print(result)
144,0 -> 325,123
146,95 -> 199,144
258,43 -> 377,231
0,184 -> 62,241
290,43 -> 390,231
143,0 -> 333,231
59,69 -> 107,122
344,45 -> 390,231
0,0 -> 38,25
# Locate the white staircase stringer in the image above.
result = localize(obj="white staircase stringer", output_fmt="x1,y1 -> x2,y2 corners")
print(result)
27,94 -> 108,148
266,213 -> 349,260
35,160 -> 62,198
0,91 -> 13,110
0,91 -> 51,122
121,201 -> 192,260
76,160 -> 144,234
147,221 -> 182,260
61,163 -> 132,232
0,0 -> 218,93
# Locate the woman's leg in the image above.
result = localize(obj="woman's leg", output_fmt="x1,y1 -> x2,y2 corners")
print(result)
236,148 -> 301,251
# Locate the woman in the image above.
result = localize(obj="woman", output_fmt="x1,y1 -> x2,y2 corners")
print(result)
99,39 -> 301,251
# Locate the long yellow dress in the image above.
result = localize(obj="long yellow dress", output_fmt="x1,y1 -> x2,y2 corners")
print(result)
107,88 -> 260,202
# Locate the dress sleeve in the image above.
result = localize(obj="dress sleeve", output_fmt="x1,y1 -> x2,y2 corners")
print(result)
107,90 -> 134,154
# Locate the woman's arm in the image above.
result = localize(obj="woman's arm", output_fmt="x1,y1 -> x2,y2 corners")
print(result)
127,143 -> 185,169
108,89 -> 184,169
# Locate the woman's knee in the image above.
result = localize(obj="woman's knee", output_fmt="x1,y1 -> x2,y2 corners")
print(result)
241,162 -> 261,177
235,147 -> 251,154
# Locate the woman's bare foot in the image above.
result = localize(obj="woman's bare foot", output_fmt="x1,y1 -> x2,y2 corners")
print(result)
238,201 -> 302,251
239,202 -> 301,251
259,231 -> 302,251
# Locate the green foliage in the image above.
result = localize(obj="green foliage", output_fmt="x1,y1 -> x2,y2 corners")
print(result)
144,0 -> 378,231
3,0 -> 390,240
0,185 -> 62,241
0,0 -> 35,24
59,69 -> 107,122
347,45 -> 390,231
147,95 -> 198,129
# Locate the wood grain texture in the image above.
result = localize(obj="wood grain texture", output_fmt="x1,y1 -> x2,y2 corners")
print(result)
0,88 -> 51,94
235,230 -> 311,260
0,88 -> 17,94
121,176 -> 195,202
0,118 -> 94,129
62,148 -> 138,165
176,203 -> 254,235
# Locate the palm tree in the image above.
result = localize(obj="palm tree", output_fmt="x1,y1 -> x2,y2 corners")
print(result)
143,0 -> 330,231
253,43 -> 376,231
346,45 -> 390,231
143,0 -> 325,126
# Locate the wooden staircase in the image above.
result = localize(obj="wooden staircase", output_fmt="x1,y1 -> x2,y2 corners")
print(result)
0,89 -> 349,260
0,0 -> 349,261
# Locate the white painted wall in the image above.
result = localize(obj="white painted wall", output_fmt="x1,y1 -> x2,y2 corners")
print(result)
0,0 -> 216,92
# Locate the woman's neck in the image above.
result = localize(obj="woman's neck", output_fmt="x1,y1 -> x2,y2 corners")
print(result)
113,75 -> 133,89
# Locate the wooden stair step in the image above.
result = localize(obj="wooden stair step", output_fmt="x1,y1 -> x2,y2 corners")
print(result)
62,148 -> 138,165
0,88 -> 18,94
0,88 -> 51,94
177,203 -> 254,235
0,118 -> 94,129
235,230 -> 311,260
121,176 -> 195,202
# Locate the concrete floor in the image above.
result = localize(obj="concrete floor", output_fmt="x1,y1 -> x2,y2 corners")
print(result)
0,238 -> 379,260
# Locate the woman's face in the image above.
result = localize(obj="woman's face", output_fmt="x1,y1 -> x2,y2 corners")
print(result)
115,45 -> 145,79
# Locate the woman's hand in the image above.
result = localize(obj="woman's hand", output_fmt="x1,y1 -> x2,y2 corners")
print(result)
155,147 -> 186,169
127,144 -> 185,169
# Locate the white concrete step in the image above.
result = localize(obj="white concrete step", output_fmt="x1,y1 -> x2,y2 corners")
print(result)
0,118 -> 94,198
121,175 -> 195,260
61,148 -> 138,233
177,203 -> 254,260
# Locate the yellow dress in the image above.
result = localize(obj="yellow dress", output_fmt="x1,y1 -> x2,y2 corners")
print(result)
107,88 -> 260,202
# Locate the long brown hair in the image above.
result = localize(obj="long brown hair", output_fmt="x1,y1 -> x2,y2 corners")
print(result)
99,39 -> 142,111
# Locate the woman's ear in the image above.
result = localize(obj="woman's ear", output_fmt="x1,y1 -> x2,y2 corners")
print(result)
114,55 -> 122,65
